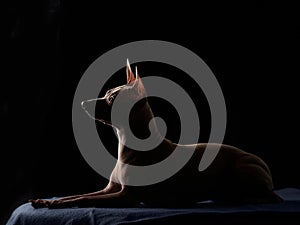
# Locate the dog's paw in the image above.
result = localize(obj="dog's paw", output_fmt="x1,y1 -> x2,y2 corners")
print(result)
29,199 -> 51,208
47,199 -> 66,209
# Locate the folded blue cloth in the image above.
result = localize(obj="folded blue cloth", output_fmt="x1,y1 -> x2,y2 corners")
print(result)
6,188 -> 300,225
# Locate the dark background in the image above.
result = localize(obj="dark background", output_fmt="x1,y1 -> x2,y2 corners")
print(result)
2,1 -> 299,224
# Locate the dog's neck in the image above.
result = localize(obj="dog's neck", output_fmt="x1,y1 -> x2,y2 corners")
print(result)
115,100 -> 166,161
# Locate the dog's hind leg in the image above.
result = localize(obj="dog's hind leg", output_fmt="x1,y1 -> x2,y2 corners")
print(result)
232,154 -> 282,203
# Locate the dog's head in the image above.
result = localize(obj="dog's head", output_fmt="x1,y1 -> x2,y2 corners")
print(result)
81,59 -> 146,128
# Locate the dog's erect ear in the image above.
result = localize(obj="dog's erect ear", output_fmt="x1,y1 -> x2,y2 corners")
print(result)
135,66 -> 140,80
134,66 -> 146,96
126,59 -> 135,84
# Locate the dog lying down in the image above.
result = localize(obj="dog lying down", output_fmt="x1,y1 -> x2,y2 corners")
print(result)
30,60 -> 282,208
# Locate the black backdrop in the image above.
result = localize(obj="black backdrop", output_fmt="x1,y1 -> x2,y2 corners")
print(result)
2,1 -> 299,224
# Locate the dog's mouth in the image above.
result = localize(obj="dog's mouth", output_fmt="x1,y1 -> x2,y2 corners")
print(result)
82,108 -> 112,126
81,100 -> 114,127
96,118 -> 113,126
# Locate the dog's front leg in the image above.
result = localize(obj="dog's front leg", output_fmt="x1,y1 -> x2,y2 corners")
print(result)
30,181 -> 122,208
54,181 -> 121,200
48,188 -> 136,208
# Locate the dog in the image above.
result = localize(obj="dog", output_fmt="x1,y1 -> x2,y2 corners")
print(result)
30,60 -> 282,208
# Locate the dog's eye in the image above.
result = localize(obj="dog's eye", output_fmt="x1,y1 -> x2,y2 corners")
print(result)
107,94 -> 115,105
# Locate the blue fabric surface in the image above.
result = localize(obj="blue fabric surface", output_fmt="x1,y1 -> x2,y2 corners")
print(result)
6,188 -> 300,225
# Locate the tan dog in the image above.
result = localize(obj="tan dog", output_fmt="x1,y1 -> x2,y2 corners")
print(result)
30,61 -> 282,208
